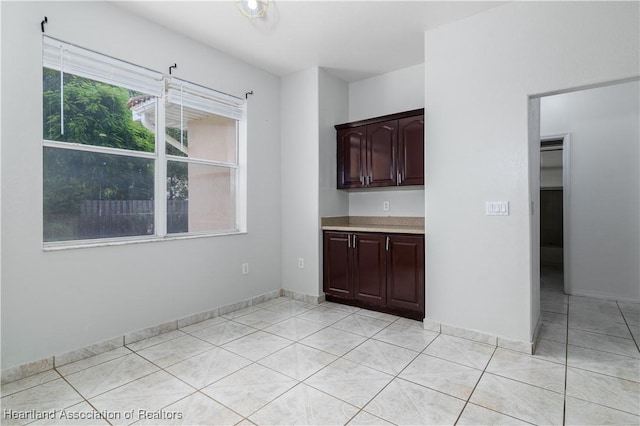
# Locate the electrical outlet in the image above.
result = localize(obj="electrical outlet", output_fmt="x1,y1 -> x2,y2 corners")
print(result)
242,263 -> 249,275
298,258 -> 304,268
383,201 -> 390,212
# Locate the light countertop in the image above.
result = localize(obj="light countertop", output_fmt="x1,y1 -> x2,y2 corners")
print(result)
321,216 -> 424,235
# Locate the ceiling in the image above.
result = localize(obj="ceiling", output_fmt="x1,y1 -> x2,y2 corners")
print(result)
116,1 -> 506,82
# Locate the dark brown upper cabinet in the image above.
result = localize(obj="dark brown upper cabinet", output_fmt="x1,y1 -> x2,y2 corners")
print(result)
367,120 -> 397,187
336,127 -> 366,188
336,109 -> 424,189
398,115 -> 425,186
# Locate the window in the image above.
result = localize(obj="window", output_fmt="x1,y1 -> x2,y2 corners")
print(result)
42,37 -> 246,245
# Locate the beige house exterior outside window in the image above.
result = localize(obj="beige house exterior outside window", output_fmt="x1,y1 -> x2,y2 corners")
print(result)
187,115 -> 237,232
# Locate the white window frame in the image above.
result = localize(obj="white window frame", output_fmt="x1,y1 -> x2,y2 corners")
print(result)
42,36 -> 247,249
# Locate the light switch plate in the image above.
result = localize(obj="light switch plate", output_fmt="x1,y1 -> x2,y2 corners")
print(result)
486,201 -> 509,216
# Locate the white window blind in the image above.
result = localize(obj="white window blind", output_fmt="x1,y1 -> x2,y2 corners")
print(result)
42,36 -> 163,97
166,77 -> 245,121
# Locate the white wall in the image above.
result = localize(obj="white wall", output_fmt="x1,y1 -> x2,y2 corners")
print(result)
349,189 -> 425,217
280,68 -> 321,297
349,64 -> 424,121
318,69 -> 350,290
424,2 -> 639,342
319,69 -> 349,219
541,81 -> 640,301
348,64 -> 425,217
1,1 -> 282,369
280,67 -> 350,298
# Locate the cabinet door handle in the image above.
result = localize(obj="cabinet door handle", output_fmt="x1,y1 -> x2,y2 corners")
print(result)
347,234 -> 351,248
360,175 -> 364,185
386,236 -> 390,251
353,235 -> 357,248
397,171 -> 402,185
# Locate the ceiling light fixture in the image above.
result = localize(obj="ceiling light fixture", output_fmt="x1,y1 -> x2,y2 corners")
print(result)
235,0 -> 269,19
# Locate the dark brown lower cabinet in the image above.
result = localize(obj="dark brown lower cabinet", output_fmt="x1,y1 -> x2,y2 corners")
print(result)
386,235 -> 425,314
353,233 -> 386,306
323,232 -> 352,298
323,231 -> 424,320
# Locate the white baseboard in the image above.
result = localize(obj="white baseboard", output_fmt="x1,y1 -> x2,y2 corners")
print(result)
423,318 -> 534,354
281,289 -> 325,304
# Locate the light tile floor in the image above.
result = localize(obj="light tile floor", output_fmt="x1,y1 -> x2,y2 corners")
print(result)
2,269 -> 639,425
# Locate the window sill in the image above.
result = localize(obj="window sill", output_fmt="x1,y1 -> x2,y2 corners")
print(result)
42,230 -> 247,252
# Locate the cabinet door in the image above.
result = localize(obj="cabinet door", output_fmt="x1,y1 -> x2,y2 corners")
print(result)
323,232 -> 353,298
337,127 -> 366,189
397,115 -> 424,186
386,235 -> 424,315
353,233 -> 386,306
366,120 -> 397,187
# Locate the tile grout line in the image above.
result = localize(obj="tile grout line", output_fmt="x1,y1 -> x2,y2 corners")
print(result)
566,325 -> 637,341
564,338 -> 640,361
54,346 -> 136,377
474,370 -> 567,397
451,345 -> 541,426
416,347 -> 494,373
562,294 -> 570,426
616,300 -> 640,352
561,394 -> 640,418
124,329 -> 190,352
59,355 -> 164,397
451,344 -> 498,425
0,370 -> 63,399
540,266 -> 569,426
54,367 -> 117,426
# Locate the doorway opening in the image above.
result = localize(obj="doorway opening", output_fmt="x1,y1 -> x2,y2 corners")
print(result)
531,78 -> 639,346
539,135 -> 570,299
